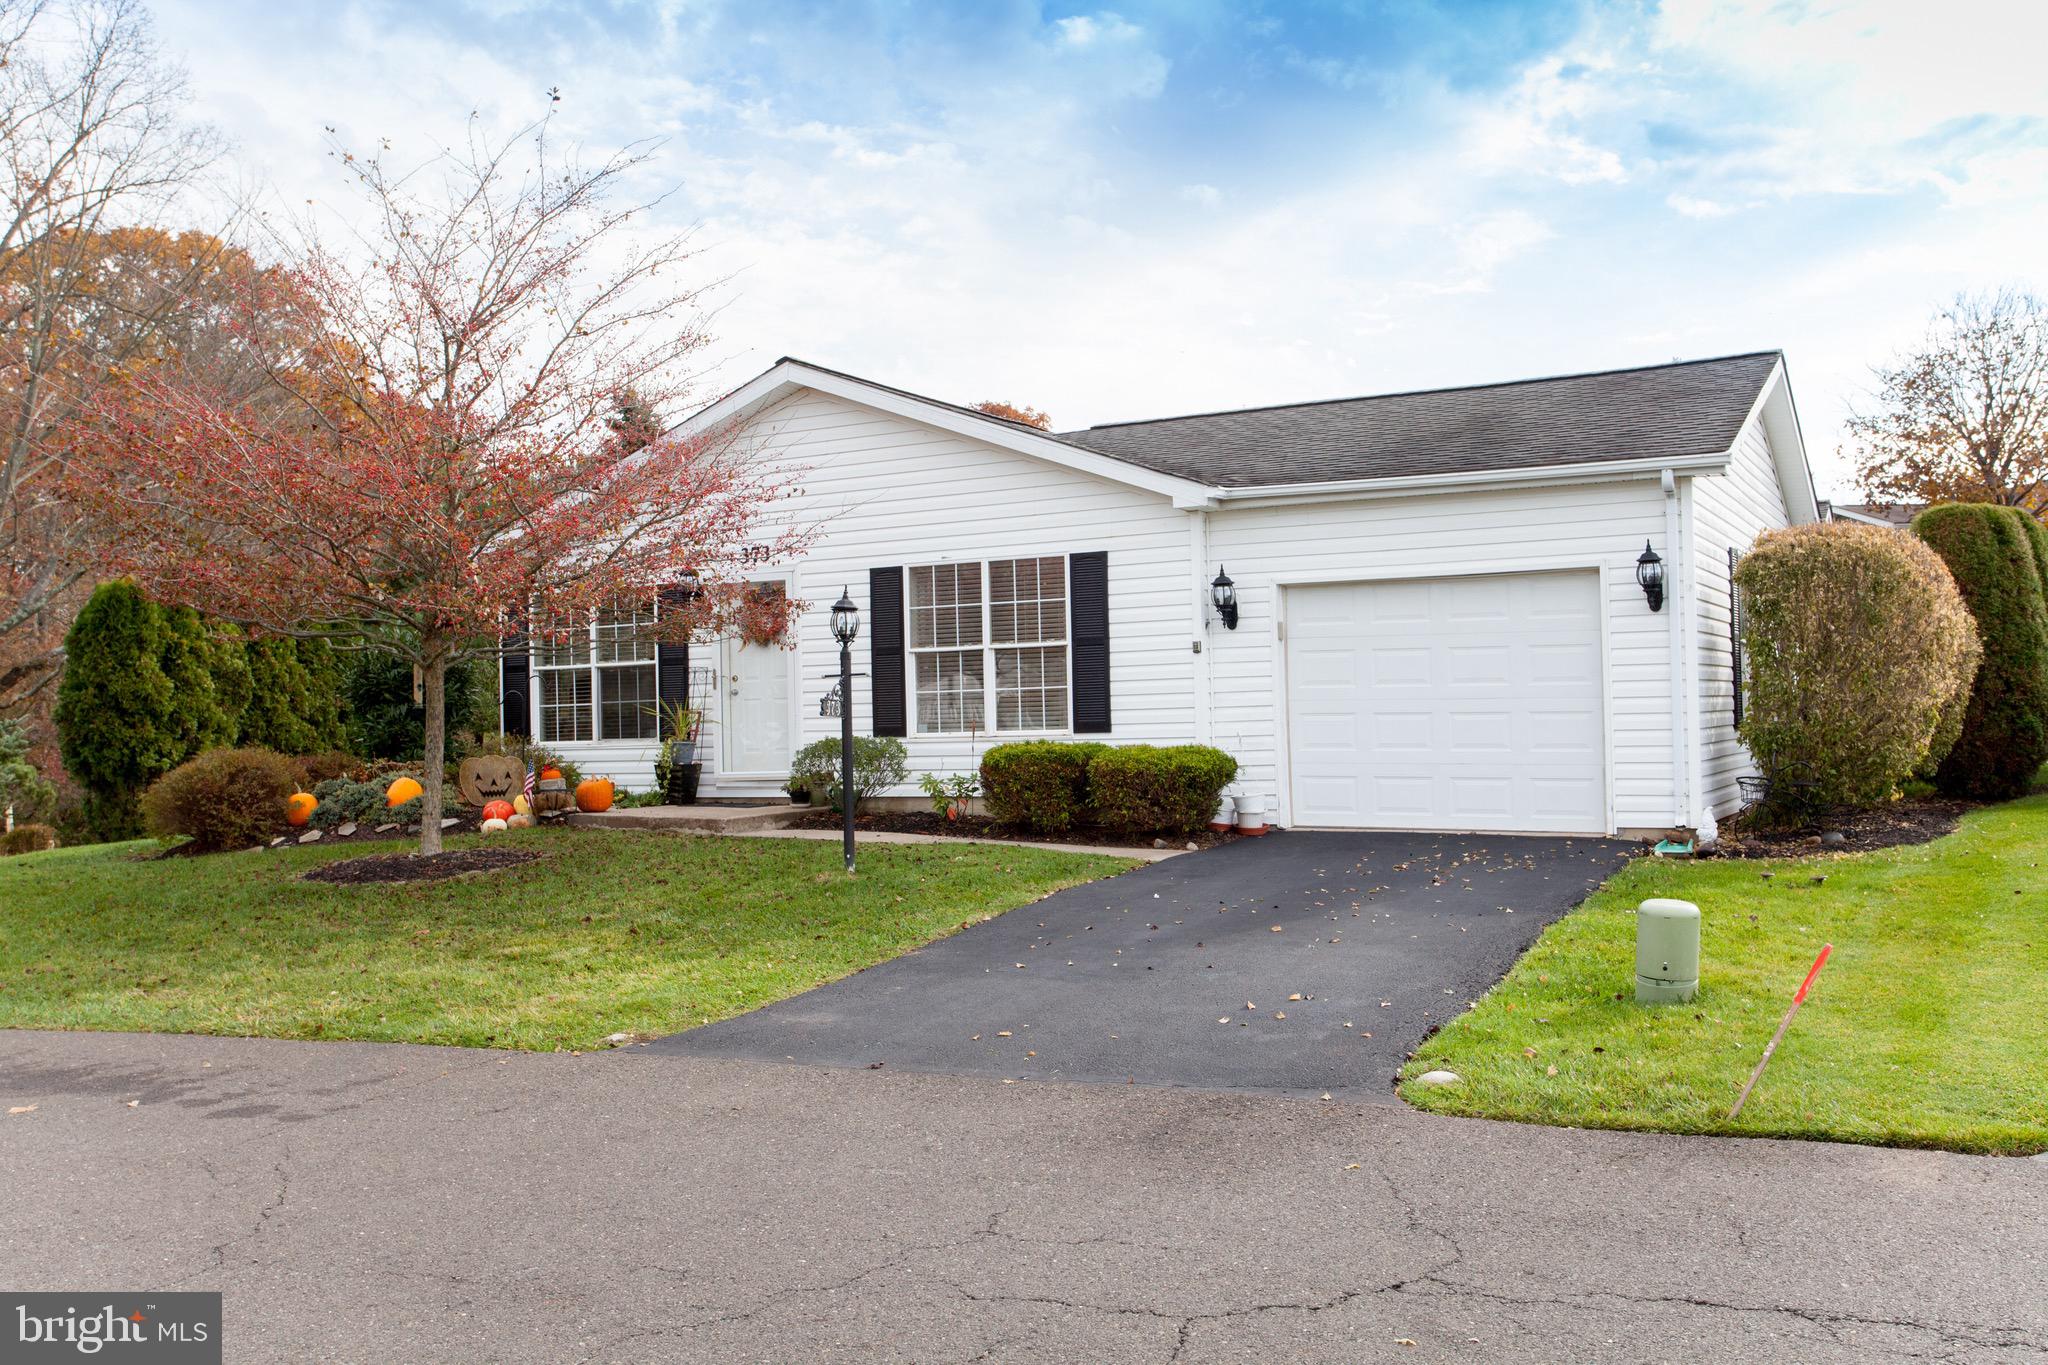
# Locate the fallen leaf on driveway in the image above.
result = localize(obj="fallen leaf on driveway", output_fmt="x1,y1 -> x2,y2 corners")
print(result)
8,1105 -> 35,1115
1288,993 -> 1303,1001
1270,925 -> 1284,933
997,1031 -> 1012,1038
1345,1163 -> 1361,1170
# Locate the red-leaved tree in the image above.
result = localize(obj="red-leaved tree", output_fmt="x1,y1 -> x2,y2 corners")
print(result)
66,118 -> 807,853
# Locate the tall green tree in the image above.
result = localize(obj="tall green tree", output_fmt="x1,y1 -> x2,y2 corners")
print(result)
239,636 -> 346,754
1912,505 -> 2048,800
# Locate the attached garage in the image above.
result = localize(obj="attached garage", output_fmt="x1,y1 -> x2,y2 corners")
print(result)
1283,571 -> 1608,834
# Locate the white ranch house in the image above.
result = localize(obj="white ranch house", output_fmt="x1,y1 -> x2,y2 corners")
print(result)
499,351 -> 1816,841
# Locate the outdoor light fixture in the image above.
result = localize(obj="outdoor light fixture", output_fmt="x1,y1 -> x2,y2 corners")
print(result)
1636,541 -> 1665,612
830,588 -> 859,646
1211,566 -> 1239,630
830,587 -> 859,873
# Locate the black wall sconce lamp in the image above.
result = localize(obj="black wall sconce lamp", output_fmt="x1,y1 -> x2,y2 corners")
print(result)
1636,541 -> 1665,612
1211,566 -> 1239,630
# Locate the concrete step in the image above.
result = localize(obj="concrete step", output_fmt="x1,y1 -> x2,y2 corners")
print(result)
567,804 -> 809,834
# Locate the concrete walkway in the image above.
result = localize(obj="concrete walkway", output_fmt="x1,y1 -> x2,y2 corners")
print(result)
3,1029 -> 2041,1363
571,802 -> 1185,860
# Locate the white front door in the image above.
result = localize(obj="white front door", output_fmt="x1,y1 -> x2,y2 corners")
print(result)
1284,570 -> 1607,834
721,588 -> 795,778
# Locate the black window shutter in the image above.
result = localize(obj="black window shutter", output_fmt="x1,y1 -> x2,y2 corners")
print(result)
869,567 -> 907,737
656,584 -> 694,737
501,613 -> 530,739
1070,550 -> 1111,733
1728,546 -> 1745,730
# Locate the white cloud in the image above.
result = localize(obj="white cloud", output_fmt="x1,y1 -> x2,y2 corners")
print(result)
1666,192 -> 1736,218
1178,183 -> 1221,207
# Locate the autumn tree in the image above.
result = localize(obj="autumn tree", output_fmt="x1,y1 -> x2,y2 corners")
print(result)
1848,290 -> 2048,518
0,0 -> 223,710
66,118 -> 807,854
974,399 -> 1052,430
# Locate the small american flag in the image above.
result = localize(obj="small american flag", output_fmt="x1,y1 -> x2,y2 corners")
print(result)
524,766 -> 537,801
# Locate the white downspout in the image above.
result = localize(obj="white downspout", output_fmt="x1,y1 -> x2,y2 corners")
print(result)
1661,467 -> 1699,838
1187,508 -> 1213,744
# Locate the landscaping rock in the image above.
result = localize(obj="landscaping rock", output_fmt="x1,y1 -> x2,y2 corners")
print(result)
1185,841 -> 1198,851
440,817 -> 460,829
338,822 -> 358,837
1414,1069 -> 1463,1088
1152,838 -> 1168,849
1821,830 -> 1847,847
269,836 -> 288,848
375,823 -> 397,833
297,829 -> 323,844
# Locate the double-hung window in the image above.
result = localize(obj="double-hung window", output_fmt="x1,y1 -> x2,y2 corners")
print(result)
534,603 -> 660,743
908,556 -> 1068,734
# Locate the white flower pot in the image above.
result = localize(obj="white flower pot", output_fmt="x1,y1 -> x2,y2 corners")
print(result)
1234,795 -> 1268,835
1208,794 -> 1235,834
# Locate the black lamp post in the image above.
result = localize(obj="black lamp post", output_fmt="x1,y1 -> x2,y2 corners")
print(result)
830,587 -> 859,873
1211,566 -> 1239,630
1635,541 -> 1665,612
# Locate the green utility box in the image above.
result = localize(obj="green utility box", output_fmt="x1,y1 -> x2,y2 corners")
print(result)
1635,898 -> 1700,1004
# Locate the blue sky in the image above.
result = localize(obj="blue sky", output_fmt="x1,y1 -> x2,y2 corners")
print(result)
158,0 -> 2048,496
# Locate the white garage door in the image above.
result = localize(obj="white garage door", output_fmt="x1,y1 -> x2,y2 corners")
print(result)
1285,571 -> 1607,834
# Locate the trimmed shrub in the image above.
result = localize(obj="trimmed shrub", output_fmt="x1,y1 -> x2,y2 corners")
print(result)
55,581 -> 247,841
790,736 -> 909,813
239,636 -> 347,755
1913,505 -> 2048,800
980,741 -> 1108,834
1,823 -> 58,856
140,747 -> 298,852
1735,522 -> 1980,808
1088,744 -> 1239,837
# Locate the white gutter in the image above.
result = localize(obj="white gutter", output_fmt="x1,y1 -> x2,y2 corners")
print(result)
1208,452 -> 1730,508
1186,509 -> 1213,743
1662,467 -> 1696,836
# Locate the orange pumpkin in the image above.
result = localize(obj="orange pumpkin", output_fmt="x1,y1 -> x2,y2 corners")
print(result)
481,799 -> 515,822
574,777 -> 615,812
540,766 -> 562,781
285,792 -> 317,827
386,776 -> 424,808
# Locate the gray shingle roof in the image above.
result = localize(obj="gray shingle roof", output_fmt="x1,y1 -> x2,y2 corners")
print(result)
1054,352 -> 1782,489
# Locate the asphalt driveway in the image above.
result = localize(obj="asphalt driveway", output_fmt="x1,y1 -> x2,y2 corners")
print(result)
645,830 -> 1635,1098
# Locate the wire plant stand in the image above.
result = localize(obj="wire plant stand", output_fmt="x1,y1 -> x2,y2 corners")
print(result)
1737,759 -> 1824,827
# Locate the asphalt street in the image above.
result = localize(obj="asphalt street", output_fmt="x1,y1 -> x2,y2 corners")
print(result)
3,1029 -> 2043,1363
649,830 -> 1636,1098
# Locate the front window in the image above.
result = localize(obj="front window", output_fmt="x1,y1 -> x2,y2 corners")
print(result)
534,602 -> 660,743
909,556 -> 1069,734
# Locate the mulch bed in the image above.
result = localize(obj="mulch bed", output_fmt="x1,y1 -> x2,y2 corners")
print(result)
302,848 -> 542,885
1704,796 -> 1974,860
793,808 -> 1240,850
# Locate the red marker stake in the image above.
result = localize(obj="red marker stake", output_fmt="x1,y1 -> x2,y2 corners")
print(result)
1728,943 -> 1832,1121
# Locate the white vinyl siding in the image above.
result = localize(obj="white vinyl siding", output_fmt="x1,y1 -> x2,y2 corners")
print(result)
536,389 -> 1197,795
1206,480 -> 1674,832
1692,414 -> 1795,818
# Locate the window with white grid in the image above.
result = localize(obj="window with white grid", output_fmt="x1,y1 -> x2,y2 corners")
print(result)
990,556 -> 1068,731
907,557 -> 1069,734
533,603 -> 659,742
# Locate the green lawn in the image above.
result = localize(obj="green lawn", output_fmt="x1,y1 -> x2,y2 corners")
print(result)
1401,796 -> 2048,1155
0,829 -> 1135,1051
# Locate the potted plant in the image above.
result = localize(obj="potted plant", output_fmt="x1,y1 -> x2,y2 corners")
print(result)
785,775 -> 812,805
648,700 -> 706,805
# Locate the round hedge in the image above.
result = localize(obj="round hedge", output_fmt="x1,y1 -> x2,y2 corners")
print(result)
140,747 -> 300,852
1735,522 -> 1980,808
1912,504 -> 2048,800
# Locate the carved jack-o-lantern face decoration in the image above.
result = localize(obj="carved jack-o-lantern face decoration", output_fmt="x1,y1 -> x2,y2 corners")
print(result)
458,755 -> 525,807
